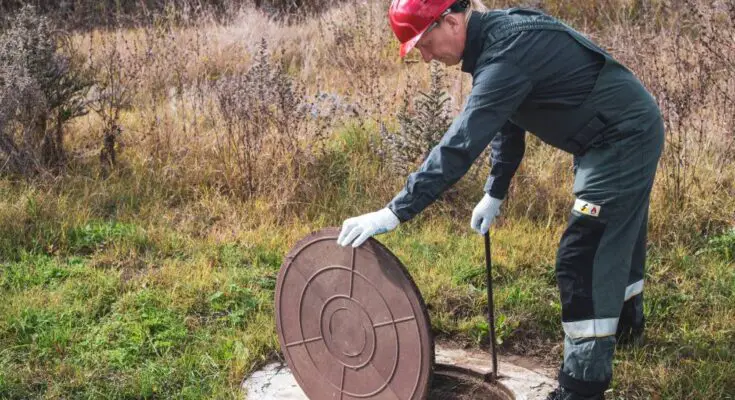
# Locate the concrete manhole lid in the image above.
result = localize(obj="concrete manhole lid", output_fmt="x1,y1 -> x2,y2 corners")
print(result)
275,227 -> 434,399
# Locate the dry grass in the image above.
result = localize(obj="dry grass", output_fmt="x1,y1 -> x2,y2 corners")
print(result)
58,0 -> 734,242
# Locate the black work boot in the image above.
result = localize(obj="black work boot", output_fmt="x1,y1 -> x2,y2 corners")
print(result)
615,315 -> 645,346
616,294 -> 645,347
546,387 -> 605,400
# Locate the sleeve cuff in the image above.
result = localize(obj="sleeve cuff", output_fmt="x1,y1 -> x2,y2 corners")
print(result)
485,178 -> 508,200
387,203 -> 413,223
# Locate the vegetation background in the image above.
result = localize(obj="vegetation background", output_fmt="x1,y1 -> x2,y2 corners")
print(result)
0,0 -> 733,398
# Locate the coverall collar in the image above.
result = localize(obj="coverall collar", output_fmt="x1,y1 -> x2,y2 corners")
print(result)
461,11 -> 485,74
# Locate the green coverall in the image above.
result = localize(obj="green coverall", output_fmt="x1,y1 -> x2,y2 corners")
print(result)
386,8 -> 664,397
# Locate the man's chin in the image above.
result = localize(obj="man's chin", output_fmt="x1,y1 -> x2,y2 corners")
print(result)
440,58 -> 460,66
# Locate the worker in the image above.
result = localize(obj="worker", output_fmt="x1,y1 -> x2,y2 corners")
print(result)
337,1 -> 663,399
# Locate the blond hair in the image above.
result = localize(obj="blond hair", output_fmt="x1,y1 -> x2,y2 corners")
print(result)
468,0 -> 488,13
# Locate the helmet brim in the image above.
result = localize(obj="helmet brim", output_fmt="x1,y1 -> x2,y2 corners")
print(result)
399,29 -> 425,57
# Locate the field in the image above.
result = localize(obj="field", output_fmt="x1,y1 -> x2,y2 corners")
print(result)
0,0 -> 733,398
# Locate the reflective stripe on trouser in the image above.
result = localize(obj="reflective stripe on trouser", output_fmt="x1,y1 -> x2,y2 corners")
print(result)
555,116 -> 664,396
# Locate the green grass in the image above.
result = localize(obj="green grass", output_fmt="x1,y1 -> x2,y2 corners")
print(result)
0,226 -> 280,399
0,180 -> 732,399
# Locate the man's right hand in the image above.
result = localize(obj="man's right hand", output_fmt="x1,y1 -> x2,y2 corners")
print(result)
471,194 -> 503,234
337,208 -> 400,248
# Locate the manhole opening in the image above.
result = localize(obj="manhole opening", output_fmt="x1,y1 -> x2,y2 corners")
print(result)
429,364 -> 515,400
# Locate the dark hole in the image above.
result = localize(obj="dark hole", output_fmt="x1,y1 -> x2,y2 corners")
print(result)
428,367 -> 514,400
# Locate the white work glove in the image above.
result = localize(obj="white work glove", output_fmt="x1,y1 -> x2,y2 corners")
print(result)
471,194 -> 503,234
337,208 -> 400,248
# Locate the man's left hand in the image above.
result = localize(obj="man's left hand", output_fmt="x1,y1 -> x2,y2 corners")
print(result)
471,194 -> 504,234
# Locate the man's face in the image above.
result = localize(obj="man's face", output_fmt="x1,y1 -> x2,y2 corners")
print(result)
414,13 -> 466,66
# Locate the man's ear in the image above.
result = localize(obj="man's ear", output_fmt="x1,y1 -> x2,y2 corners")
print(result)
444,13 -> 463,34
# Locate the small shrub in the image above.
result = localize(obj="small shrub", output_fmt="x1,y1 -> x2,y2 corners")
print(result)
378,61 -> 452,174
86,31 -> 145,174
212,38 -> 331,202
0,5 -> 92,175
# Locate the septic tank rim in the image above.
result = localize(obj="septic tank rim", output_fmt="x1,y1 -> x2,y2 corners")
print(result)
433,363 -> 516,400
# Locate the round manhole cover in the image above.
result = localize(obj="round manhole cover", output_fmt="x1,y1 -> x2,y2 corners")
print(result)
275,228 -> 434,400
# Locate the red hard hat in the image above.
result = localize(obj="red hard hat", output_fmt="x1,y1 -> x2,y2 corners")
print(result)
389,0 -> 457,57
